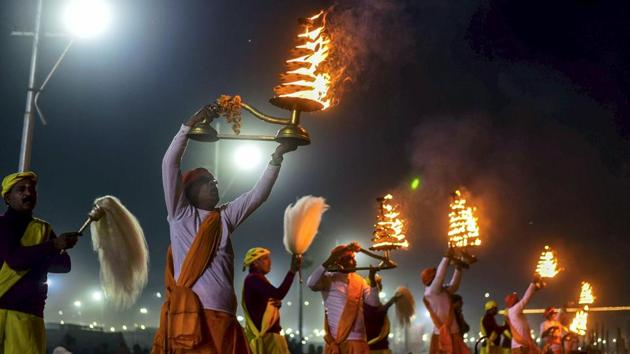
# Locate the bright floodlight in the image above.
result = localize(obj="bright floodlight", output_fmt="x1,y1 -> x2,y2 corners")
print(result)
91,290 -> 103,302
63,0 -> 112,38
233,145 -> 262,170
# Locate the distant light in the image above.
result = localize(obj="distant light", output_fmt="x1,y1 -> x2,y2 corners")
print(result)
379,292 -> 387,299
287,301 -> 292,306
139,307 -> 148,314
484,292 -> 490,298
156,292 -> 162,298
73,300 -> 82,308
304,301 -> 310,306
92,321 -> 98,326
411,177 -> 421,190
233,145 -> 262,170
613,339 -> 617,343
140,325 -> 146,330
110,326 -> 115,332
58,310 -> 63,316
286,328 -> 293,334
122,325 -> 127,331
63,0 -> 112,38
89,324 -> 94,329
289,333 -> 295,338
92,290 -> 103,302
237,315 -> 244,322
388,333 -> 394,338
60,320 -> 65,325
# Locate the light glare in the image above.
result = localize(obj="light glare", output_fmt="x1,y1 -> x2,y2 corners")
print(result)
63,0 -> 112,38
233,145 -> 262,170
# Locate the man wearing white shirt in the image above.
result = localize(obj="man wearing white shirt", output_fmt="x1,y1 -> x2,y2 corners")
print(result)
421,249 -> 469,354
307,242 -> 380,354
153,105 -> 296,354
505,279 -> 544,354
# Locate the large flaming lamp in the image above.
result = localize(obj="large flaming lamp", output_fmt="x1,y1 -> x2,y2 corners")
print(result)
188,11 -> 333,145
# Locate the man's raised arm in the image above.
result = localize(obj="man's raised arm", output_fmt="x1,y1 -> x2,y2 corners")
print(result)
223,142 -> 297,229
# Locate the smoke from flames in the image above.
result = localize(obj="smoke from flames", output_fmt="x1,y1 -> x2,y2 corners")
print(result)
325,0 -> 415,106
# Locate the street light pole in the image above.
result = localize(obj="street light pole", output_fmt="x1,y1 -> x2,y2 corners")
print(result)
18,0 -> 44,172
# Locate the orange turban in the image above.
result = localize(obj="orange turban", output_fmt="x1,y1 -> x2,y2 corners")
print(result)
421,267 -> 437,286
505,293 -> 519,308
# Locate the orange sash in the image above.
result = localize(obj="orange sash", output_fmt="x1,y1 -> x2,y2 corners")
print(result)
324,273 -> 365,354
152,212 -> 222,353
423,296 -> 455,354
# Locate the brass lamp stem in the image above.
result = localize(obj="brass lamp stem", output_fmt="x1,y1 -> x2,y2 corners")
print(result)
240,102 -> 292,125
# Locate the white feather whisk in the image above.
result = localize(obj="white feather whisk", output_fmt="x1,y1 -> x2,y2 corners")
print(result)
394,287 -> 416,327
87,196 -> 149,309
283,195 -> 329,278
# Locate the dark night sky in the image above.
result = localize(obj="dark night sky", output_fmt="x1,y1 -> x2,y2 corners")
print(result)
1,0 -> 629,340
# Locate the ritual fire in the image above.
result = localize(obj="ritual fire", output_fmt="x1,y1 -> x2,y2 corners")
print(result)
188,9 -> 338,145
447,189 -> 481,248
371,194 -> 409,251
535,245 -> 561,278
272,10 -> 333,111
569,306 -> 589,336
579,281 -> 595,305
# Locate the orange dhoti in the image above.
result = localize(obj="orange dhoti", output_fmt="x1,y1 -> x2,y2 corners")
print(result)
324,340 -> 369,354
171,309 -> 249,354
429,334 -> 471,354
152,213 -> 250,354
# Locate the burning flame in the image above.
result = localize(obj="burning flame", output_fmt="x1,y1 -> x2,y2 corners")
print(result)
274,10 -> 333,110
579,281 -> 595,305
447,190 -> 481,248
535,245 -> 560,278
569,306 -> 589,336
371,194 -> 409,251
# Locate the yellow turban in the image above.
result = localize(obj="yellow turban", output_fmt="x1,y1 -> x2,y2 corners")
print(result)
2,171 -> 38,197
485,300 -> 498,311
242,247 -> 270,271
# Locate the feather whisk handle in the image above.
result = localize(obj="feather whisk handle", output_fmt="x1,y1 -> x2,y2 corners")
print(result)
291,253 -> 304,283
78,204 -> 106,234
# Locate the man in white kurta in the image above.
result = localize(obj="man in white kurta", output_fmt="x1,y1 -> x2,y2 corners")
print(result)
154,106 -> 296,354
307,243 -> 380,354
505,283 -> 542,354
421,253 -> 469,354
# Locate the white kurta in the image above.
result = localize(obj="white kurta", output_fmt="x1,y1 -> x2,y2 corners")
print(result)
162,124 -> 280,315
424,257 -> 462,334
507,283 -> 537,349
307,265 -> 380,341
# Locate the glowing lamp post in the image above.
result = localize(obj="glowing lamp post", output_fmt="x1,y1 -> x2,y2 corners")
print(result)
14,0 -> 112,171
188,10 -> 335,146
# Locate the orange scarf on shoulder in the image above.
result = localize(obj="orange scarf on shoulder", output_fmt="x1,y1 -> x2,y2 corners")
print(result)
152,212 -> 222,353
324,273 -> 364,354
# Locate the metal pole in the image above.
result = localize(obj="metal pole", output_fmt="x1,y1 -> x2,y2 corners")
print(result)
298,281 -> 304,354
19,0 -> 44,172
214,121 -> 220,181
